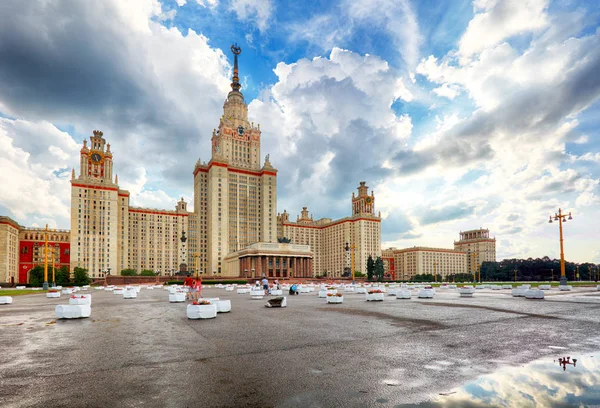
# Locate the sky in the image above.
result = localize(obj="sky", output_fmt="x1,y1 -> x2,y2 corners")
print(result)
0,0 -> 599,263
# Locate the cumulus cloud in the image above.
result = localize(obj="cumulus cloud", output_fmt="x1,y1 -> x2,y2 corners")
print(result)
459,0 -> 550,59
230,0 -> 273,32
249,47 -> 412,219
0,119 -> 75,225
0,0 -> 232,228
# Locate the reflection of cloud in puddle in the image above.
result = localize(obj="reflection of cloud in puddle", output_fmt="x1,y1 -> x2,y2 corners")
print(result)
431,354 -> 600,407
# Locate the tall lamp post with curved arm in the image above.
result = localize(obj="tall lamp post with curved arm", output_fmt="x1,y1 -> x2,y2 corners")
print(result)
548,208 -> 573,286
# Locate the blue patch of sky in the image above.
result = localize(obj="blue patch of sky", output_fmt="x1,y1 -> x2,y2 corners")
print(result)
0,204 -> 14,220
568,99 -> 600,154
457,168 -> 487,185
415,0 -> 473,59
53,167 -> 71,177
0,110 -> 16,120
53,122 -> 85,144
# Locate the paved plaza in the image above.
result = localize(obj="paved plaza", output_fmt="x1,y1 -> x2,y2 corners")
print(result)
1,285 -> 600,407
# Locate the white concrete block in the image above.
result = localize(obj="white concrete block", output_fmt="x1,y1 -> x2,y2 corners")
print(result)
55,304 -> 91,319
187,304 -> 217,319
0,296 -> 13,304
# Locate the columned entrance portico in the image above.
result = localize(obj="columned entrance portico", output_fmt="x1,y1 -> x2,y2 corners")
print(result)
222,242 -> 313,279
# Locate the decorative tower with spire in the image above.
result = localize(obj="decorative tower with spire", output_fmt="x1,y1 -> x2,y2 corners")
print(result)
209,43 -> 262,169
193,41 -> 278,278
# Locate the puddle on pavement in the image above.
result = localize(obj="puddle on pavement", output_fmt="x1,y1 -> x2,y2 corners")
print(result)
416,353 -> 600,407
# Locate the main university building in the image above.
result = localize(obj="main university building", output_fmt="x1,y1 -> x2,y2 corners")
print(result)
67,46 -> 381,280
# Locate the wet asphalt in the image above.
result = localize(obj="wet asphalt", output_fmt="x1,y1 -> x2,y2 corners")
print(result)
1,286 -> 600,408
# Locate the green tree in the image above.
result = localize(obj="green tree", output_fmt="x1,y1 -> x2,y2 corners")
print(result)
28,265 -> 45,287
367,255 -> 375,281
55,266 -> 71,286
140,269 -> 156,276
354,271 -> 364,278
73,267 -> 91,286
121,268 -> 138,276
374,257 -> 385,282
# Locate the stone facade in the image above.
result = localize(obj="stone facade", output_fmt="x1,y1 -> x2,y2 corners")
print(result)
454,228 -> 496,274
70,131 -> 192,278
19,227 -> 70,284
0,216 -> 20,283
277,182 -> 382,277
223,242 -> 313,279
387,247 -> 468,280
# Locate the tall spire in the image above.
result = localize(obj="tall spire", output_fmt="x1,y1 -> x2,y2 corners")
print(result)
230,43 -> 242,92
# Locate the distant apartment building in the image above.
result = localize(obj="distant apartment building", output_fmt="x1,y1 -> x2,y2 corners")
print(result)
454,228 -> 496,274
19,227 -> 70,284
0,216 -> 20,284
381,248 -> 396,279
0,216 -> 72,284
384,246 -> 468,280
277,182 -> 382,276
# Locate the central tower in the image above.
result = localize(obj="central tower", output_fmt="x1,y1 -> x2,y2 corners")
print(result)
193,44 -> 278,276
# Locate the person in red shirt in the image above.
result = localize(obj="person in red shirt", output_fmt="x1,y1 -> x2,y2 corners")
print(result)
193,277 -> 202,300
183,275 -> 193,300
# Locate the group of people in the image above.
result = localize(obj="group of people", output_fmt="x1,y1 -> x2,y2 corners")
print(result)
255,277 -> 282,295
183,275 -> 202,301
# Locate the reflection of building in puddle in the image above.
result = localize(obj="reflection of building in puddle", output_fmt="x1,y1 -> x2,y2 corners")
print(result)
428,354 -> 600,407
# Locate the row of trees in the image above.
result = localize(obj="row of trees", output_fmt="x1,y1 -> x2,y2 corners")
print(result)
121,269 -> 157,276
28,265 -> 90,287
480,257 -> 599,282
366,256 -> 385,281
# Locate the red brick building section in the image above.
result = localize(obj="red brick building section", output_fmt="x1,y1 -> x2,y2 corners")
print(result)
18,228 -> 70,284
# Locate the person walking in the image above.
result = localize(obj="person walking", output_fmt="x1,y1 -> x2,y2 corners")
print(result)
183,274 -> 193,300
262,276 -> 269,295
193,277 -> 202,301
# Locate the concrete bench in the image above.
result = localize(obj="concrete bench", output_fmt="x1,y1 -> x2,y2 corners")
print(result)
215,300 -> 231,313
458,287 -> 476,297
512,288 -> 527,297
418,289 -> 435,298
0,296 -> 13,304
187,304 -> 217,319
55,304 -> 91,319
250,290 -> 265,299
123,290 -> 137,299
525,289 -> 544,299
396,290 -> 411,299
366,292 -> 385,301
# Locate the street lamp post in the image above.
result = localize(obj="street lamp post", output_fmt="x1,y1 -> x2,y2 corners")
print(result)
344,242 -> 356,281
51,250 -> 56,287
548,208 -> 573,286
43,224 -> 49,290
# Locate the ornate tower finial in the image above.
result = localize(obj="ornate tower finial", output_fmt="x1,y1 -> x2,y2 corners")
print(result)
71,168 -> 75,180
230,43 -> 242,92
